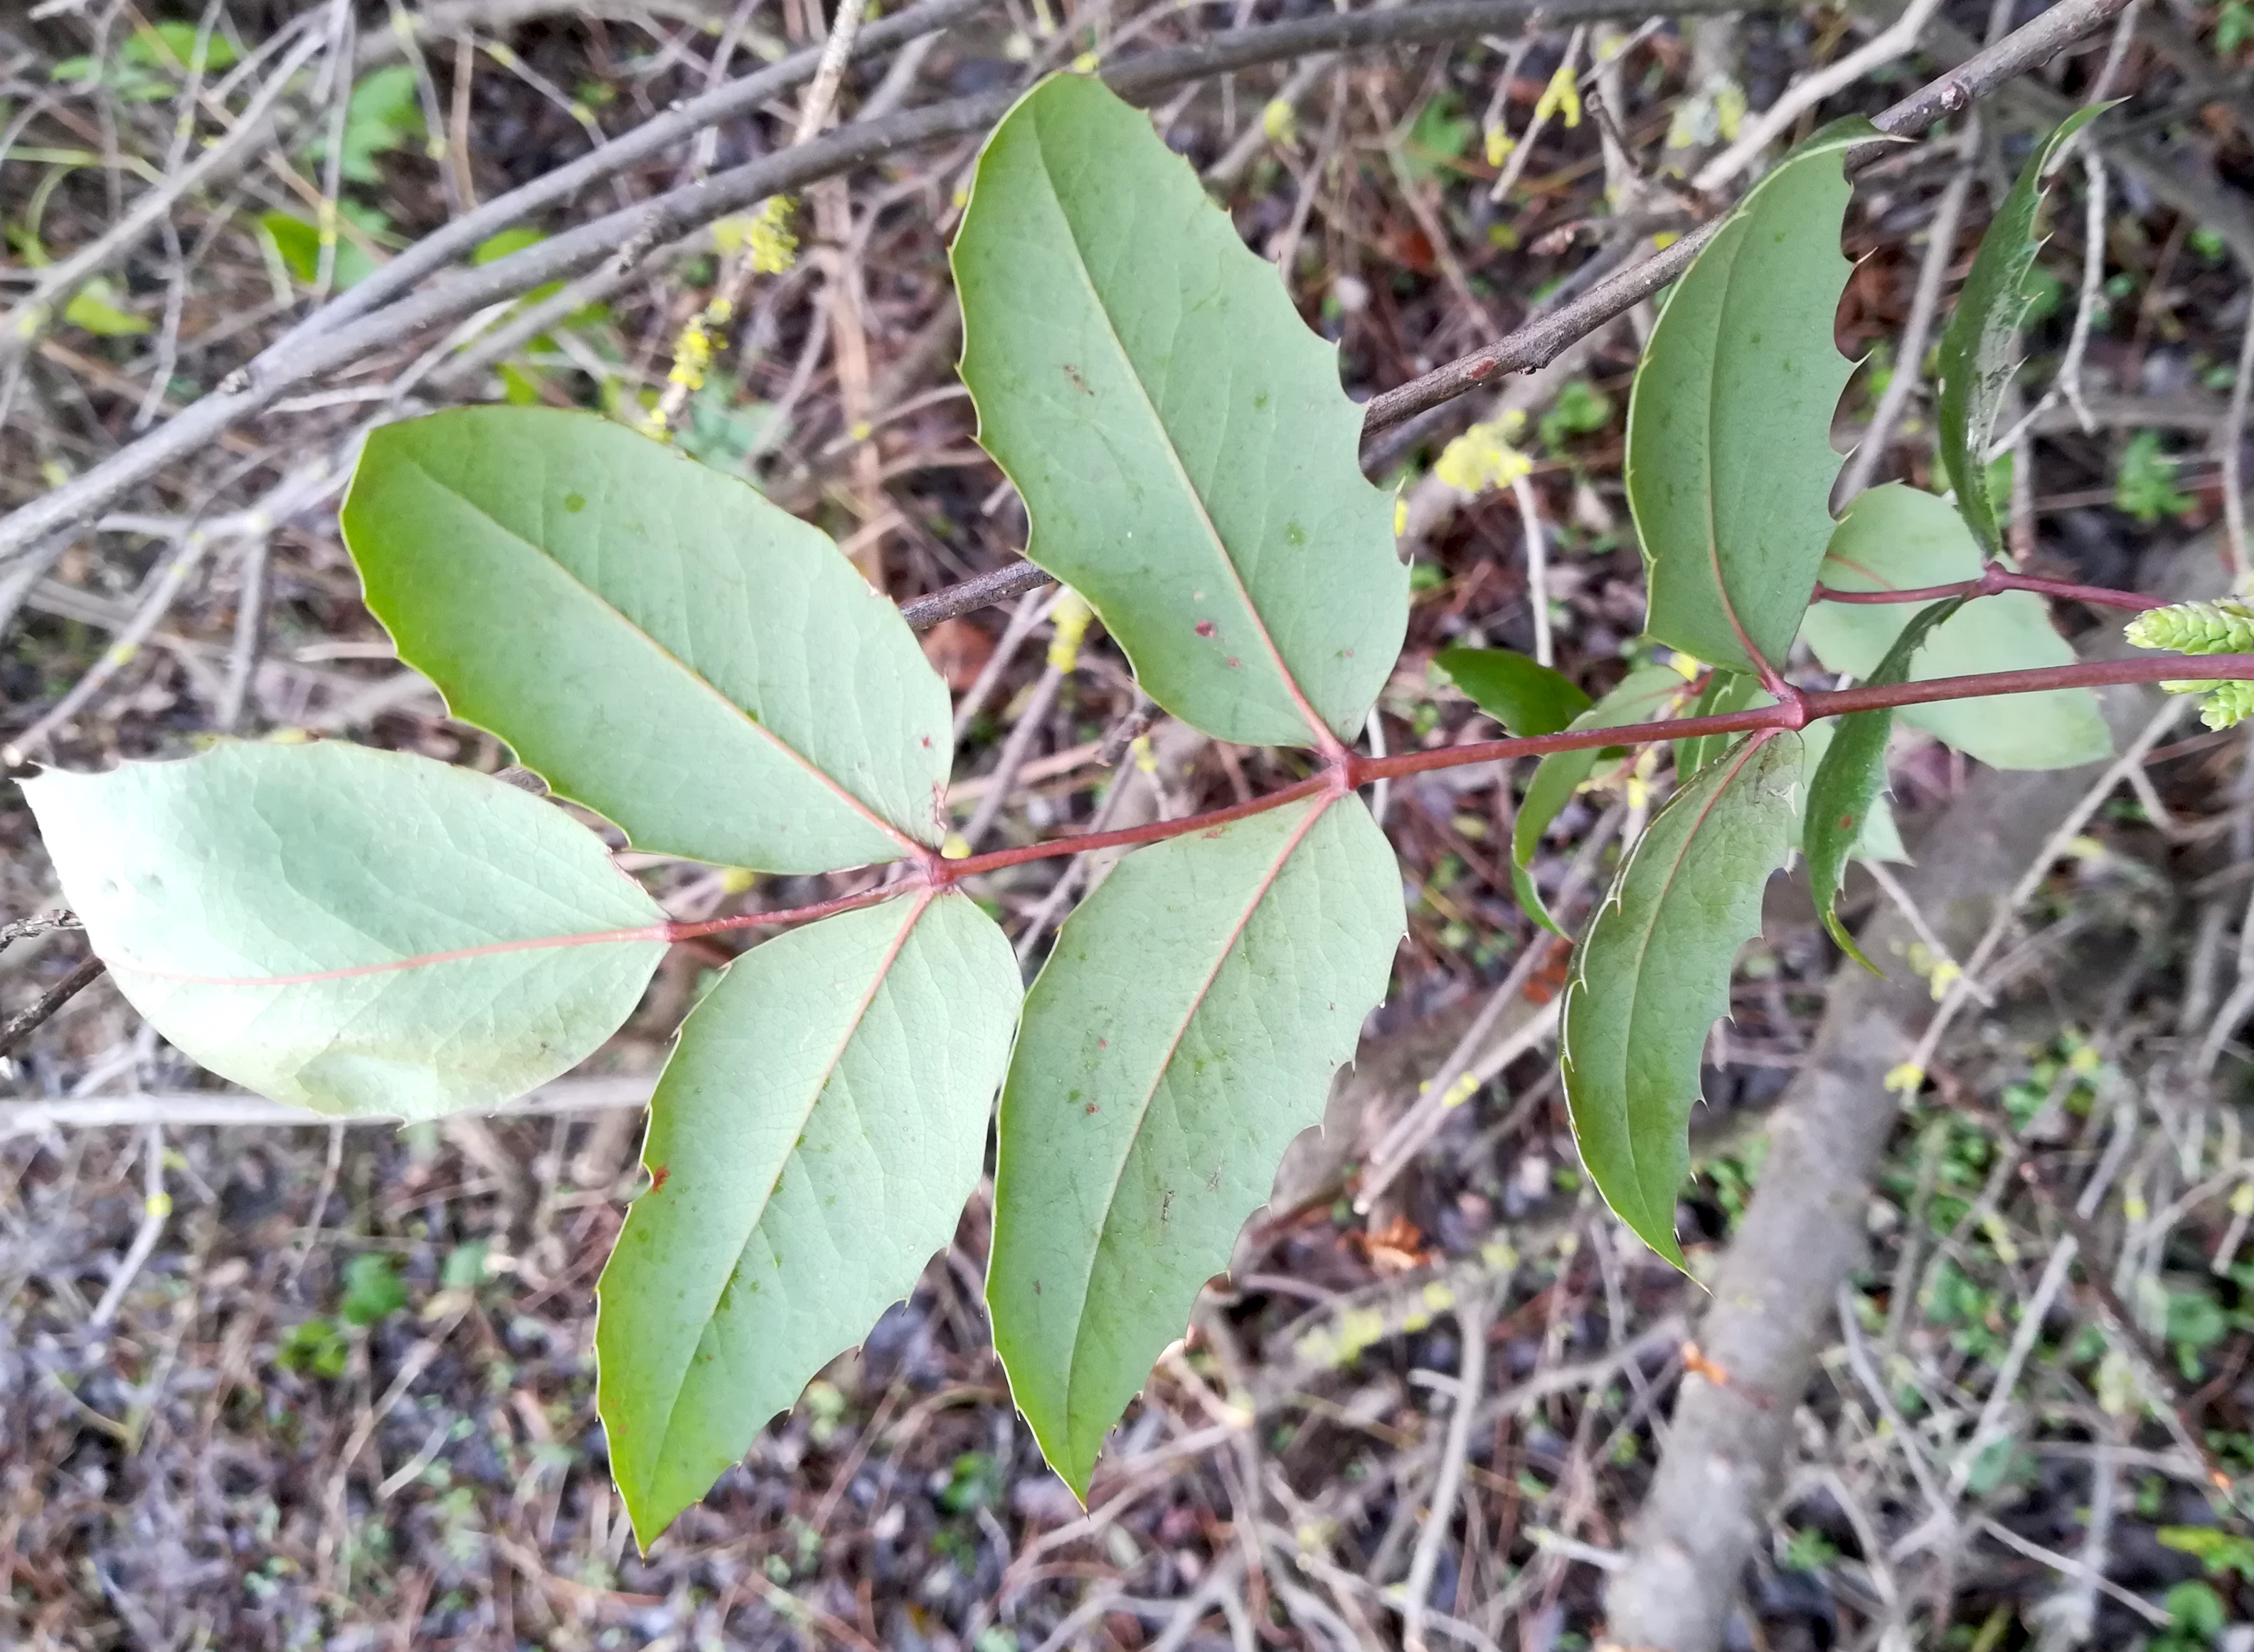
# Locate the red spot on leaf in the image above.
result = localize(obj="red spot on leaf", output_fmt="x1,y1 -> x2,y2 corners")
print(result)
1195,619 -> 1217,638
1226,656 -> 1241,668
1837,813 -> 1856,829
649,1165 -> 670,1192
1085,1103 -> 1100,1114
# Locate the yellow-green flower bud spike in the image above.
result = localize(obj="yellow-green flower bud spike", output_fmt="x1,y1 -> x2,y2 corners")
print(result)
2123,597 -> 2254,656
745,196 -> 799,275
1047,588 -> 1095,671
665,311 -> 716,397
2199,680 -> 2254,730
1534,63 -> 1582,129
1262,98 -> 1297,146
1432,410 -> 1532,495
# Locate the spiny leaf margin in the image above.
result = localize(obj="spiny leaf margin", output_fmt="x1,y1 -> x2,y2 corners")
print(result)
1561,732 -> 1800,1265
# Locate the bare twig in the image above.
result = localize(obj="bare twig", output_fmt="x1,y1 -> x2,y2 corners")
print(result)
1401,1290 -> 1493,1652
1691,0 -> 1946,195
0,954 -> 108,1060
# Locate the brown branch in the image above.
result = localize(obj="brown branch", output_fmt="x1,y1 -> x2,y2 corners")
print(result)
1356,0 -> 2136,434
0,954 -> 107,1061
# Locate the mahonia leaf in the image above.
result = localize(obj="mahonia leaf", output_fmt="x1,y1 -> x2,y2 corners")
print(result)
598,892 -> 1019,1545
1435,646 -> 1590,737
25,740 -> 665,1121
954,74 -> 1405,749
1804,597 -> 1965,970
1513,666 -> 1693,934
1935,105 -> 2112,555
342,407 -> 951,875
1561,734 -> 1800,1265
1626,119 -> 1876,676
987,794 -> 1403,1497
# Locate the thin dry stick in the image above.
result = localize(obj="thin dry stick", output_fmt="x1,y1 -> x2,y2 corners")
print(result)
1692,0 -> 1946,195
1511,473 -> 1553,666
0,954 -> 107,1060
1487,26 -> 1587,204
87,1123 -> 169,1331
959,657 -> 1069,851
1401,1290 -> 1494,1652
2220,294 -> 2254,585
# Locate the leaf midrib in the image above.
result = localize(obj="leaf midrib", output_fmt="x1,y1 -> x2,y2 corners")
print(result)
1053,795 -> 1335,1468
1584,738 -> 1767,1240
1023,109 -> 1333,750
395,453 -> 920,858
633,890 -> 934,1506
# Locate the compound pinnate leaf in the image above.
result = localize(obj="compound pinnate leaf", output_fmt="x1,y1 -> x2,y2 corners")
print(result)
1804,598 -> 1965,970
1435,646 -> 1590,737
597,892 -> 1019,1544
1562,733 -> 1799,1266
25,740 -> 665,1121
1626,119 -> 1874,676
1800,484 -> 2110,769
954,75 -> 1406,750
1513,666 -> 1689,935
341,407 -> 949,875
989,793 -> 1403,1496
1936,105 -> 2110,556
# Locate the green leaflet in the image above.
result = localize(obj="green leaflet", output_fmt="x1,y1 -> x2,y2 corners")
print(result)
1513,666 -> 1690,935
953,75 -> 1406,750
1935,105 -> 2111,556
1800,484 -> 2110,769
23,740 -> 664,1121
1561,733 -> 1799,1266
1435,646 -> 1590,736
1804,598 -> 1965,970
341,407 -> 950,875
597,892 -> 1020,1544
1626,119 -> 1875,676
988,794 -> 1403,1496
1791,719 -> 1906,864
